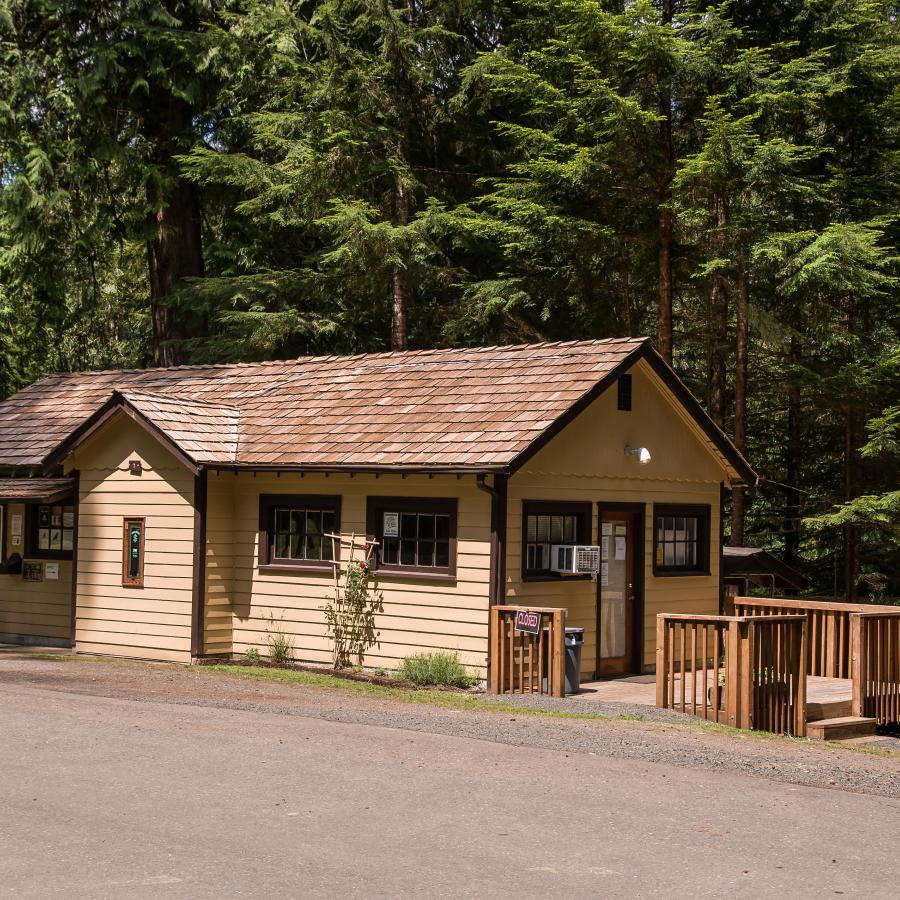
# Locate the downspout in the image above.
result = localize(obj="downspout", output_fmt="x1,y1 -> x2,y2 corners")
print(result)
719,482 -> 727,615
477,473 -> 508,690
191,467 -> 208,659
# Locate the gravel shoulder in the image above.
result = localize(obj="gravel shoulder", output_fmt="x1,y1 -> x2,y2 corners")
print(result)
1,652 -> 898,800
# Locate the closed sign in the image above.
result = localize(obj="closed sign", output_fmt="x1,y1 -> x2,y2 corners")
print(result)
514,609 -> 541,635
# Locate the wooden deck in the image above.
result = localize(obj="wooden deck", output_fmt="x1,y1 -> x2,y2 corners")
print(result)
573,674 -> 852,715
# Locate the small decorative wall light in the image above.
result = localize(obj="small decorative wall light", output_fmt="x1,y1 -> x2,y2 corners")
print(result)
625,444 -> 652,465
129,460 -> 143,476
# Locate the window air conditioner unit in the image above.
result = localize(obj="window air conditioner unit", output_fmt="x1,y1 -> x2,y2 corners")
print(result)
550,545 -> 602,575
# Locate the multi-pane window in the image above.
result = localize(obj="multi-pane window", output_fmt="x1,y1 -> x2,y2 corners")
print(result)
653,505 -> 710,574
258,495 -> 341,569
522,502 -> 591,577
368,498 -> 457,576
31,503 -> 75,557
272,507 -> 336,562
381,511 -> 451,568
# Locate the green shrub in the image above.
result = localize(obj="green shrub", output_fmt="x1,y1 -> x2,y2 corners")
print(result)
244,647 -> 261,665
398,652 -> 479,688
265,614 -> 295,666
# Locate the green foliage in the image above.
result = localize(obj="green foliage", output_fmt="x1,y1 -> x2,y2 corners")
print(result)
322,538 -> 384,669
265,613 -> 295,666
244,646 -> 261,665
0,0 -> 897,597
398,652 -> 479,689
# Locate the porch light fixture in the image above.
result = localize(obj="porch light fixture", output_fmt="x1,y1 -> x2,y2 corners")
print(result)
625,444 -> 652,465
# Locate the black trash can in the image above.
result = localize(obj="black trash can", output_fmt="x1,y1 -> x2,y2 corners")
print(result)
564,627 -> 584,694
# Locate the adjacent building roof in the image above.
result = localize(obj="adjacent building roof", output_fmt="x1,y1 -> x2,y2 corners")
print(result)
0,338 -> 755,482
723,546 -> 807,592
0,477 -> 75,503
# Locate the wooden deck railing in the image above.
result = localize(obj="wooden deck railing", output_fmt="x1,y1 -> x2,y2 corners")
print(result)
852,611 -> 900,726
489,606 -> 566,697
656,613 -> 807,736
732,595 -> 900,680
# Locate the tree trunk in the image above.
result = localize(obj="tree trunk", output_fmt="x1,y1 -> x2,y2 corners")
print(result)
707,194 -> 729,426
656,0 -> 674,365
843,404 -> 863,601
784,337 -> 801,571
147,176 -> 205,367
730,253 -> 749,545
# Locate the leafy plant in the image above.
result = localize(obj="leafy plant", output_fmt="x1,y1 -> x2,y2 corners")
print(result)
398,652 -> 479,689
322,536 -> 384,669
244,646 -> 260,665
265,613 -> 295,666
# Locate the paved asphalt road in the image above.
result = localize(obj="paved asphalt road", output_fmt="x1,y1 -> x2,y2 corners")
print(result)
2,678 -> 899,898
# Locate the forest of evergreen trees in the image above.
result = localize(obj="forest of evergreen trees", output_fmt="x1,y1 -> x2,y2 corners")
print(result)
0,1 -> 897,599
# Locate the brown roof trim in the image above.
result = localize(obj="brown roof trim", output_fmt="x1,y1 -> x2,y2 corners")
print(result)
43,391 -> 201,475
207,463 -> 505,475
506,342 -> 757,485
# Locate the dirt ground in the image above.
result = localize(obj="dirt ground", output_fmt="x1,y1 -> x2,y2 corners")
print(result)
1,652 -> 898,799
2,652 -> 900,899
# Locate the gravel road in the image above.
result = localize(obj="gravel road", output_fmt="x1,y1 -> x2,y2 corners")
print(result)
1,653 -> 897,801
2,653 -> 900,899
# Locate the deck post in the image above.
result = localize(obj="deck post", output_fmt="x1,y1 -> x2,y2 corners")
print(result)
740,620 -> 754,731
655,616 -> 667,708
850,613 -> 865,718
725,620 -> 741,728
796,617 -> 808,737
551,609 -> 566,698
489,606 -> 502,695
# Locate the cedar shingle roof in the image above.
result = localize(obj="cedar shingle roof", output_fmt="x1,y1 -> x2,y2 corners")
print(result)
0,338 -> 754,481
117,391 -> 241,464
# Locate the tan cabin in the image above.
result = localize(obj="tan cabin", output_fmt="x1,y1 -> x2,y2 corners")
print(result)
0,338 -> 754,681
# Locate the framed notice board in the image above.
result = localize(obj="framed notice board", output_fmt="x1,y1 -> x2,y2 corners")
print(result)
22,562 -> 43,582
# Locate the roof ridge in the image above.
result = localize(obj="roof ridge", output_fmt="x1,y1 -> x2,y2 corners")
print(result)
29,337 -> 652,381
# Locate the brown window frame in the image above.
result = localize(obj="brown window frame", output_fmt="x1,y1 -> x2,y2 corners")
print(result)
521,500 -> 593,581
257,494 -> 342,572
366,497 -> 458,581
0,503 -> 6,568
122,517 -> 146,587
652,503 -> 711,577
27,501 -> 76,561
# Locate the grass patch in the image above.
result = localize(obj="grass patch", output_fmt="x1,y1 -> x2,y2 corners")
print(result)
201,664 -> 638,720
397,652 -> 479,689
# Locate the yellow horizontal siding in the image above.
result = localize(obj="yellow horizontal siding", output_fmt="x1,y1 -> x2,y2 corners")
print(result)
71,414 -> 195,663
216,472 -> 492,674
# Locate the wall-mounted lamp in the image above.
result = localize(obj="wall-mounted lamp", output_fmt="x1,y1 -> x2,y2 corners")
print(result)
625,444 -> 652,465
129,460 -> 143,476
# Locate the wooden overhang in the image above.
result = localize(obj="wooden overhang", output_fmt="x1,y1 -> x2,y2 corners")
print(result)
0,477 -> 75,504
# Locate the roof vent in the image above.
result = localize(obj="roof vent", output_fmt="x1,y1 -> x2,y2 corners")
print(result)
617,375 -> 632,411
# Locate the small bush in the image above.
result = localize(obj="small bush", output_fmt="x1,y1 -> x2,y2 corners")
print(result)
398,652 -> 479,688
265,614 -> 295,666
244,647 -> 261,665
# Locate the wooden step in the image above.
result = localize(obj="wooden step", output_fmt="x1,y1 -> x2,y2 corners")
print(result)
806,699 -> 852,722
806,716 -> 877,741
